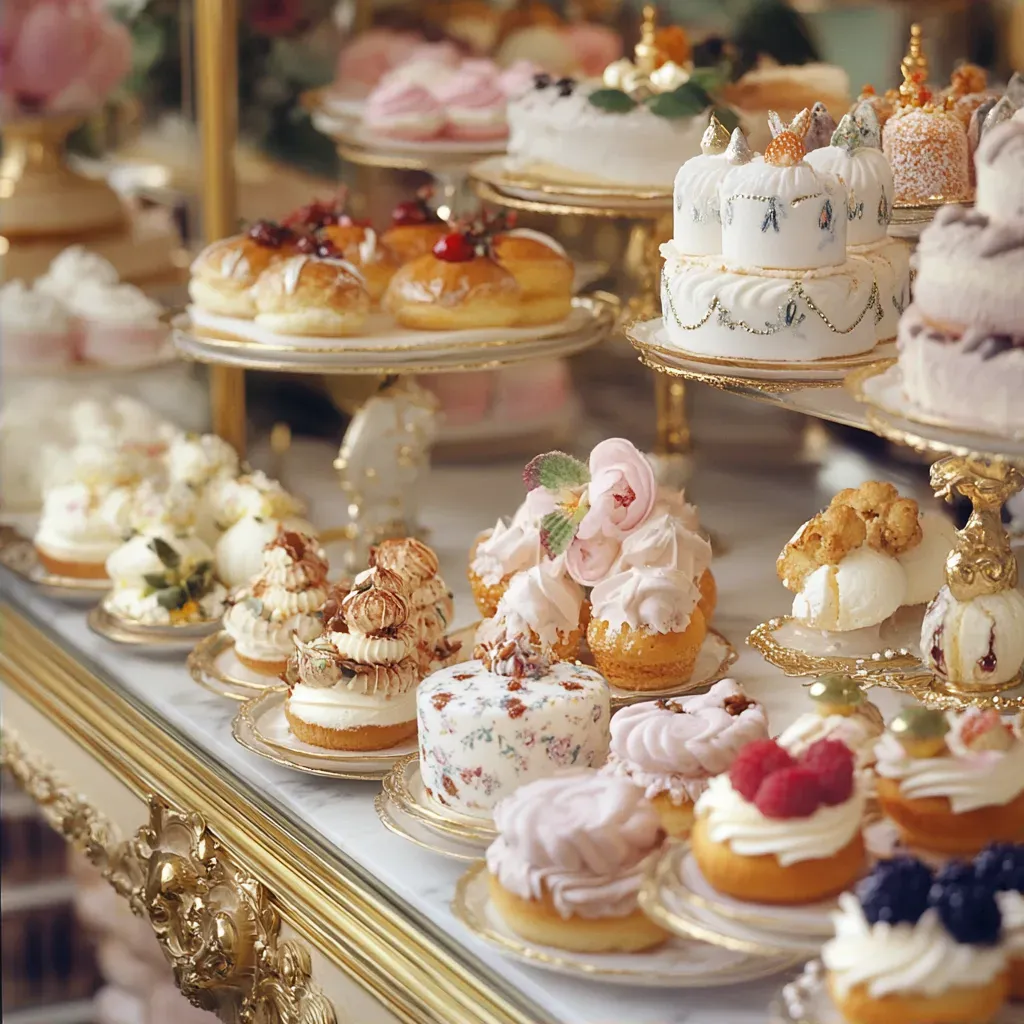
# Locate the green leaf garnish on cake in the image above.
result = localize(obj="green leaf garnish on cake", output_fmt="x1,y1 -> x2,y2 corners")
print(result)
587,88 -> 638,114
539,505 -> 588,558
646,82 -> 713,120
523,451 -> 590,492
149,536 -> 180,568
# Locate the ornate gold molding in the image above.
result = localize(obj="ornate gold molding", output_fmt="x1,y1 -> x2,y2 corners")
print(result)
1,728 -> 336,1024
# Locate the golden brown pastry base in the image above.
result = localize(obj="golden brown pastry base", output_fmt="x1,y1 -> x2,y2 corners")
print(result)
827,972 -> 1009,1024
488,874 -> 667,953
188,276 -> 257,319
651,791 -> 695,839
35,547 -> 109,580
285,707 -> 416,751
698,569 -> 717,624
466,536 -> 509,619
876,777 -> 1024,855
587,609 -> 707,691
513,293 -> 573,327
234,650 -> 289,677
691,814 -> 866,905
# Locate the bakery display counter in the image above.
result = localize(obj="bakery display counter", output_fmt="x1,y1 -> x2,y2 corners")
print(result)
1,453 -> 934,1024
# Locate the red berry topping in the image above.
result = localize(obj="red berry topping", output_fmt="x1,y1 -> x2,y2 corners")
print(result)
433,232 -> 476,263
754,766 -> 821,819
961,709 -> 1016,752
248,220 -> 294,248
392,199 -> 429,226
728,740 -> 795,802
799,738 -> 855,805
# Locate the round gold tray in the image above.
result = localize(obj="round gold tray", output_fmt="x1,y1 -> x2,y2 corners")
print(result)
87,600 -> 221,649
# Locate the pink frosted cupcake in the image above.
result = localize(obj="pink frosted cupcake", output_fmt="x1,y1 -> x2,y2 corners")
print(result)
498,59 -> 543,99
364,80 -> 445,141
436,68 -> 508,141
71,282 -> 168,365
0,280 -> 77,369
605,679 -> 769,837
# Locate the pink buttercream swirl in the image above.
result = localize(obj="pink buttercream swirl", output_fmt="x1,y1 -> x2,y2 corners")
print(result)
605,680 -> 769,804
612,511 -> 712,580
365,80 -> 443,119
486,770 -> 663,919
434,68 -> 506,110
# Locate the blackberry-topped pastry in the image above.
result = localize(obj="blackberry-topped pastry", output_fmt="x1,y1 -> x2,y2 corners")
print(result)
976,843 -> 1024,999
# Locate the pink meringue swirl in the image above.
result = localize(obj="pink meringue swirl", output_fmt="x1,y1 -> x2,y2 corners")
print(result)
434,68 -> 506,110
612,511 -> 712,580
365,80 -> 443,120
486,770 -> 663,919
606,680 -> 769,804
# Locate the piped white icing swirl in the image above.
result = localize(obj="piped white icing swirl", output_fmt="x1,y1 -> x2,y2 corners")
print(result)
778,705 -> 884,769
590,566 -> 700,635
823,895 -> 1006,999
486,770 -> 663,919
695,772 -> 864,866
611,511 -> 712,580
607,680 -> 768,804
35,483 -> 122,563
287,682 -> 416,730
166,433 -> 239,489
494,565 -> 583,647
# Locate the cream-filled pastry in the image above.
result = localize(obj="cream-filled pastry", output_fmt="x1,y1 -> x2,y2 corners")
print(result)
215,512 -> 318,591
105,530 -> 226,626
99,479 -> 198,538
587,566 -> 707,690
487,563 -> 584,662
285,566 -> 420,751
490,229 -> 573,326
486,770 -> 668,953
206,470 -> 305,532
897,510 -> 957,607
164,430 -> 240,536
418,636 -> 610,819
823,858 -> 1007,1024
605,679 -> 768,837
34,483 -> 124,579
692,738 -> 866,904
224,529 -> 329,675
875,707 -> 1024,855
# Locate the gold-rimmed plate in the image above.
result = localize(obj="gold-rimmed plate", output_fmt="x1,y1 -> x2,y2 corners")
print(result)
0,526 -> 110,601
373,792 -> 484,862
87,599 -> 222,650
638,842 -> 827,958
453,861 -> 801,986
187,631 -> 281,701
382,754 -> 497,846
747,610 -> 923,678
231,687 -> 410,779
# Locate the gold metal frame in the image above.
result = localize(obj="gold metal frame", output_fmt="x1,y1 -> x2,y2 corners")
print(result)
0,600 -> 550,1024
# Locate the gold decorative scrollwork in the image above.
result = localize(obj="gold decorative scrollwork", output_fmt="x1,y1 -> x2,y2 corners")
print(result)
930,456 -> 1023,600
0,728 -> 336,1024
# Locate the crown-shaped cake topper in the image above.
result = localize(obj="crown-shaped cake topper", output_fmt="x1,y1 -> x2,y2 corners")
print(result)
601,4 -> 690,100
764,130 -> 805,167
899,23 -> 929,102
701,113 -> 730,155
725,127 -> 753,164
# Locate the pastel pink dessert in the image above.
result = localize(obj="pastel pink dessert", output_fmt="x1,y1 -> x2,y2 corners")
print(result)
498,60 -> 544,99
435,68 -> 508,141
364,80 -> 445,141
332,29 -> 421,92
70,282 -> 168,365
604,679 -> 769,836
0,280 -> 77,369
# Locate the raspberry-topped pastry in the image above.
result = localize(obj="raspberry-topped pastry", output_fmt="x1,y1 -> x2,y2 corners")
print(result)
380,192 -> 448,265
605,679 -> 769,837
692,737 -> 866,904
875,707 -> 1024,854
823,857 -> 1008,1024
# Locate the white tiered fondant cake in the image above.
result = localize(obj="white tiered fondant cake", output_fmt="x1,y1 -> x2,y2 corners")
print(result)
672,116 -> 737,255
661,123 -> 881,362
806,108 -> 911,341
416,638 -> 610,819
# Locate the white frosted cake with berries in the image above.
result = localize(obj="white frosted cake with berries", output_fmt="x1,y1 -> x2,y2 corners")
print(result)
660,124 -> 880,362
416,638 -> 610,819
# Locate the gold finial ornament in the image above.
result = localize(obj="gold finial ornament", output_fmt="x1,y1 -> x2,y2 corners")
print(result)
890,706 -> 950,758
700,114 -> 731,155
899,23 -> 929,101
809,673 -> 864,716
634,4 -> 659,75
600,6 -> 691,100
930,456 -> 1024,601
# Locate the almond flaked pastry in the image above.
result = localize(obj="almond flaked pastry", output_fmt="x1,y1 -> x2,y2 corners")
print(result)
776,504 -> 866,590
343,585 -> 410,635
830,481 -> 922,557
370,537 -> 440,585
287,635 -> 418,696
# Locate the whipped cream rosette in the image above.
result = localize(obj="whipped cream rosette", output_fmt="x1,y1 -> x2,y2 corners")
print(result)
487,564 -> 584,662
105,530 -> 226,626
34,482 -> 125,580
485,770 -> 668,953
223,529 -> 329,675
605,679 -> 767,837
0,280 -> 76,370
417,636 -> 610,820
99,479 -> 199,539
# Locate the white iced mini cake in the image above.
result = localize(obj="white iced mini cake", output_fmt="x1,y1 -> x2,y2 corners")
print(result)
416,638 -> 610,819
671,116 -> 735,255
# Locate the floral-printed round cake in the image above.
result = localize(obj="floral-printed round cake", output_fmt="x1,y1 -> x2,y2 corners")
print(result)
416,637 -> 611,819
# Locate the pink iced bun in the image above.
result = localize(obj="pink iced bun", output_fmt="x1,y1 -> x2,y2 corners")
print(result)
607,680 -> 769,805
560,22 -> 623,78
435,68 -> 508,141
333,30 -> 421,90
498,59 -> 543,98
364,80 -> 445,141
486,770 -> 662,919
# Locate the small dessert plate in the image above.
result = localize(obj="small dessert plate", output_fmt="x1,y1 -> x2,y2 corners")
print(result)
373,792 -> 484,862
87,597 -> 221,650
381,754 -> 496,848
187,631 -> 281,701
638,842 -> 829,958
747,609 -> 923,678
608,627 -> 738,707
0,526 -> 109,601
454,861 -> 802,987
232,686 -> 417,778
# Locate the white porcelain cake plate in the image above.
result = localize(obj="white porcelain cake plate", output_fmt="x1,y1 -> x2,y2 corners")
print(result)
454,861 -> 801,987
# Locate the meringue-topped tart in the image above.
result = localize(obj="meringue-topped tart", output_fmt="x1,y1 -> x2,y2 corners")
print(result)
34,482 -> 125,580
605,679 -> 768,837
486,770 -> 668,953
223,528 -> 329,675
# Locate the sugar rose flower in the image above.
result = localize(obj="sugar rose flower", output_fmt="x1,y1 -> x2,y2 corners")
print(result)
565,532 -> 620,587
576,438 -> 656,542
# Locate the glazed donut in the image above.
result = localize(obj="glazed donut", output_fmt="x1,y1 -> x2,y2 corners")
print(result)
380,197 -> 448,264
383,237 -> 521,331
319,224 -> 401,304
492,229 -> 574,326
188,223 -> 298,318
253,255 -> 370,336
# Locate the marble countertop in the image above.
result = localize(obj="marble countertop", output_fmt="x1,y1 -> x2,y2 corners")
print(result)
0,435 -> 936,1024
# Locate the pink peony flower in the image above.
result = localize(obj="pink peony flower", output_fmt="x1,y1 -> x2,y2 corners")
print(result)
576,438 -> 656,543
565,531 -> 620,587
